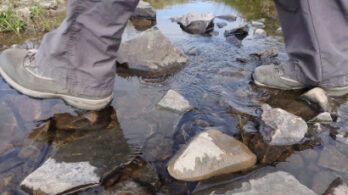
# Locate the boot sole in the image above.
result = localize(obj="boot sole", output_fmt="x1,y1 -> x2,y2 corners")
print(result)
0,67 -> 113,110
254,80 -> 304,90
326,86 -> 348,97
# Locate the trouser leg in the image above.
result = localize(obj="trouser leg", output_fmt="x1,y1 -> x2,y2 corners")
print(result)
36,0 -> 139,98
275,0 -> 348,88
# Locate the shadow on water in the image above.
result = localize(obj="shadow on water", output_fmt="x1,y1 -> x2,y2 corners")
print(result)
1,0 -> 348,194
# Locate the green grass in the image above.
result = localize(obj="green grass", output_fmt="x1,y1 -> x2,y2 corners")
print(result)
0,8 -> 26,35
0,4 -> 64,36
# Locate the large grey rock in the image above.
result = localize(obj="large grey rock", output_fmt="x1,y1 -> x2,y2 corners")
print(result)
117,28 -> 188,73
324,178 -> 348,195
223,171 -> 316,195
171,12 -> 215,34
21,158 -> 99,194
318,146 -> 348,173
300,87 -> 331,112
260,104 -> 308,145
158,90 -> 192,113
167,129 -> 256,181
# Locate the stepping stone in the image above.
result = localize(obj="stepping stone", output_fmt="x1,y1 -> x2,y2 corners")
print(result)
21,158 -> 100,194
158,90 -> 192,113
171,12 -> 215,34
300,87 -> 331,112
324,178 -> 348,195
261,104 -> 308,146
21,127 -> 139,194
167,128 -> 256,181
117,27 -> 187,74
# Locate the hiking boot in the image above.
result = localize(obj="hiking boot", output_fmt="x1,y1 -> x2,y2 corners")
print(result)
253,64 -> 305,90
0,48 -> 113,110
325,85 -> 348,97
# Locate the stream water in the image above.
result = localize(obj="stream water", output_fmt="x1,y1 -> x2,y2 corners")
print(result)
1,0 -> 348,194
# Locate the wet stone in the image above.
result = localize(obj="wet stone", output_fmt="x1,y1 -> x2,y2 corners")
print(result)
108,180 -> 151,195
242,121 -> 258,134
260,104 -> 308,145
226,171 -> 316,195
250,47 -> 278,59
171,12 -> 215,34
254,28 -> 267,38
333,130 -> 348,145
324,178 -> 348,195
130,0 -> 157,30
195,170 -> 316,195
300,87 -> 331,112
318,146 -> 348,174
131,0 -> 156,21
167,128 -> 256,181
311,171 -> 339,195
215,14 -> 237,22
21,126 -> 139,194
158,90 -> 193,113
309,112 -> 333,124
224,25 -> 249,41
21,158 -> 100,194
117,27 -> 188,74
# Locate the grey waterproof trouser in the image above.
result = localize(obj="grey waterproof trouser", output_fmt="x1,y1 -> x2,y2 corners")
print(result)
275,0 -> 348,88
36,0 -> 139,98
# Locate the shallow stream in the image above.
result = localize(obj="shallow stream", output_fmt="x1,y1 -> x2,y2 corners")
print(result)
1,0 -> 348,194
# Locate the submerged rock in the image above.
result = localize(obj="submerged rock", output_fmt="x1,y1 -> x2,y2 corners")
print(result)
300,87 -> 331,112
117,28 -> 187,74
260,104 -> 308,145
171,12 -> 215,34
158,90 -> 192,113
21,126 -> 139,194
224,25 -> 249,41
324,178 -> 348,195
167,128 -> 256,181
130,0 -> 156,30
224,171 -> 316,195
318,146 -> 348,174
21,158 -> 100,194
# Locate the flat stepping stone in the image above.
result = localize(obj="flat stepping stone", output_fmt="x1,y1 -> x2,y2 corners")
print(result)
167,128 -> 256,181
21,127 -> 138,194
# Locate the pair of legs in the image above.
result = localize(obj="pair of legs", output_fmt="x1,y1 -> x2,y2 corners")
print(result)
0,0 -> 347,110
